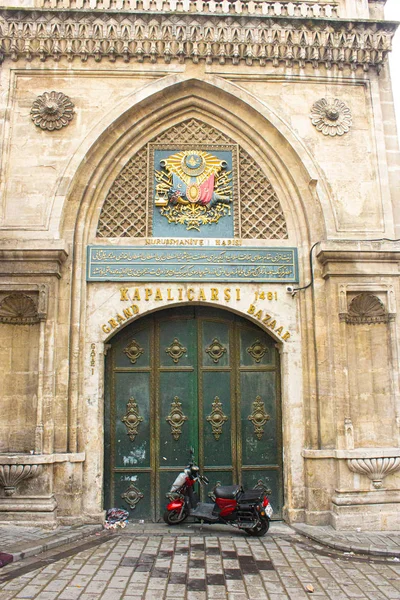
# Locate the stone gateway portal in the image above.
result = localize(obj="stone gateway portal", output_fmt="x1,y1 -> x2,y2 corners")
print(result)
1,0 -> 400,532
104,306 -> 283,521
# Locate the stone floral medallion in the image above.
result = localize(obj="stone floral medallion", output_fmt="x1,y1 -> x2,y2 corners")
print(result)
310,98 -> 352,136
31,91 -> 74,131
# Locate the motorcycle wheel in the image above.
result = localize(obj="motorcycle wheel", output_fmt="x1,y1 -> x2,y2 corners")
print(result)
245,517 -> 269,537
163,508 -> 188,525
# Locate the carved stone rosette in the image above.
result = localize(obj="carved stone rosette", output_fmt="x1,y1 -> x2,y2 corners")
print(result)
0,464 -> 42,496
31,91 -> 74,131
310,98 -> 352,136
248,396 -> 270,440
347,457 -> 400,489
206,397 -> 228,440
121,398 -> 143,442
121,483 -> 144,510
166,397 -> 188,440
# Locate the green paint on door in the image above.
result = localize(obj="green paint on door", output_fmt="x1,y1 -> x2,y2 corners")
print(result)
104,306 -> 283,520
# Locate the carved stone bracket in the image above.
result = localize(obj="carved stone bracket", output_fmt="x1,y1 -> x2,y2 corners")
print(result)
123,339 -> 144,364
121,483 -> 144,510
205,338 -> 227,363
121,397 -> 143,442
248,396 -> 270,440
347,457 -> 400,489
166,396 -> 188,440
0,464 -> 42,496
165,338 -> 187,364
206,397 -> 228,440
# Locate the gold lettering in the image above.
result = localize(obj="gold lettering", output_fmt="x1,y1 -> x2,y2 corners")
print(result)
130,304 -> 139,315
215,240 -> 220,245
247,304 -> 256,315
211,288 -> 219,301
123,307 -> 133,319
167,289 -> 174,301
224,288 -> 231,302
262,314 -> 271,324
282,331 -> 291,341
116,313 -> 126,324
275,326 -> 283,336
255,310 -> 263,320
236,288 -> 241,301
120,287 -> 129,301
187,288 -> 195,301
145,288 -> 152,301
132,288 -> 141,301
102,324 -> 111,334
269,320 -> 276,330
198,288 -> 206,301
154,288 -> 163,301
178,288 -> 183,301
108,318 -> 118,329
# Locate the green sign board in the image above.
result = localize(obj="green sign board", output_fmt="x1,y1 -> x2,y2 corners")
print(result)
87,246 -> 298,283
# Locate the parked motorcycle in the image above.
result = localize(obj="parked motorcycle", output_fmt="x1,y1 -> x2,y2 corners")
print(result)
163,458 -> 273,536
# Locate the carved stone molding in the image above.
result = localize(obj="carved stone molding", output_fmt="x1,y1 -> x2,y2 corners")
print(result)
31,91 -> 74,131
310,98 -> 352,136
0,11 -> 394,72
347,457 -> 400,489
342,293 -> 393,325
40,1 -> 341,19
0,464 -> 42,496
0,292 -> 40,325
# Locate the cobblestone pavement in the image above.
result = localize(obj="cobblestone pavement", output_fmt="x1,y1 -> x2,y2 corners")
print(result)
1,528 -> 400,600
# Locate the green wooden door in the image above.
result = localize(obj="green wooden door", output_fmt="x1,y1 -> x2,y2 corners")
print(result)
104,306 -> 283,520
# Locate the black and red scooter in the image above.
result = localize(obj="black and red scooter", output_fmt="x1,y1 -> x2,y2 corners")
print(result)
163,454 -> 272,536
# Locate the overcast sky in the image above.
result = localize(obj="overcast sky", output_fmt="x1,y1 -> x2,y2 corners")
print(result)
385,0 -> 400,135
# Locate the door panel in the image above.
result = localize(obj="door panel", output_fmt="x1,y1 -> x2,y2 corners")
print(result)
104,306 -> 283,520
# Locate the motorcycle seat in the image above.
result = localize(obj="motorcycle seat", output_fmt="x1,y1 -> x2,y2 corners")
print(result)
214,485 -> 241,499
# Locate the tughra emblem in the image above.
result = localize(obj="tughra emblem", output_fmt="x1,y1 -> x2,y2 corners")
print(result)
155,150 -> 232,231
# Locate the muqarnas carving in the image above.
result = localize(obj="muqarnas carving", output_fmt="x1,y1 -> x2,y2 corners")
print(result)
31,91 -> 74,131
310,98 -> 352,136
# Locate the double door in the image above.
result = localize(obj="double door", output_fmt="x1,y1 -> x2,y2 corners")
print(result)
104,306 -> 282,520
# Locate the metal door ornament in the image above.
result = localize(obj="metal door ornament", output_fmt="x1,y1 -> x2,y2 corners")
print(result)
248,396 -> 270,439
166,396 -> 188,440
206,396 -> 228,440
121,398 -> 143,442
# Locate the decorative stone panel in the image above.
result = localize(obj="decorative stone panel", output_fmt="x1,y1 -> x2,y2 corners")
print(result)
97,119 -> 288,240
340,292 -> 394,324
0,464 -> 42,497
